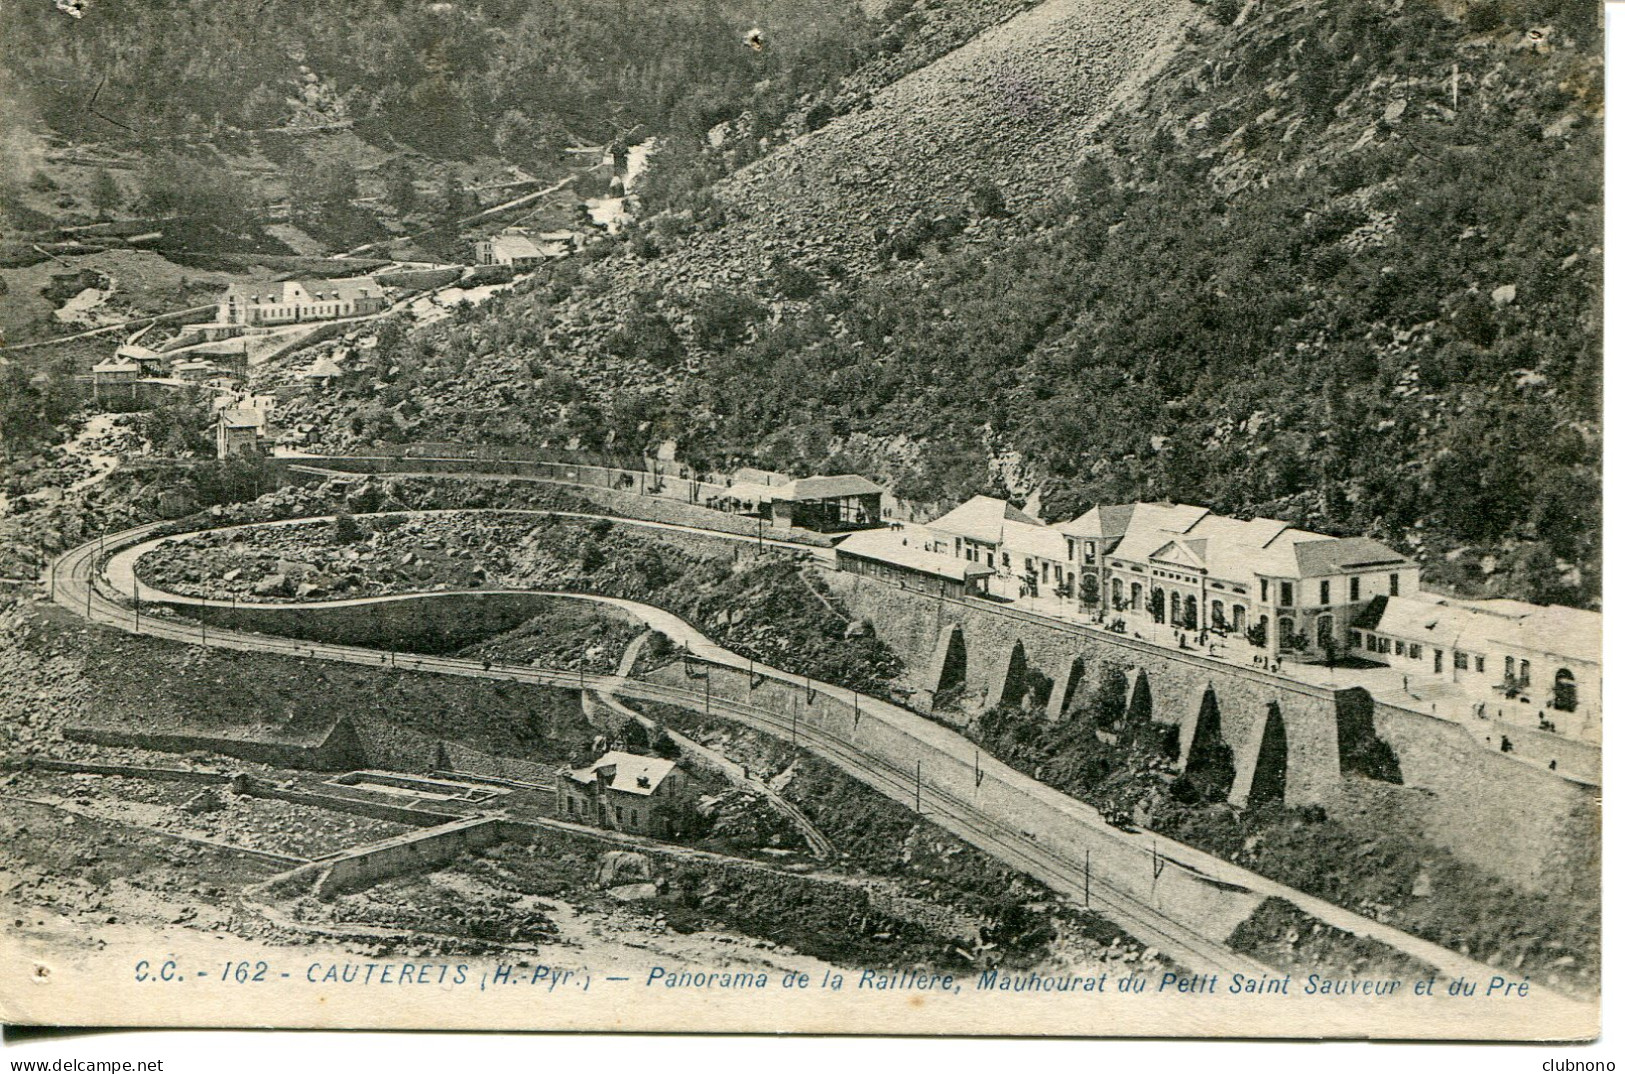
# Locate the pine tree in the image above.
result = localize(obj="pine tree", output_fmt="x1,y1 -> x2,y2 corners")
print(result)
89,168 -> 122,218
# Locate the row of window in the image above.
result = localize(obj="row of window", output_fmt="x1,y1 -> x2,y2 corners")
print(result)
1350,630 -> 1534,683
563,795 -> 644,829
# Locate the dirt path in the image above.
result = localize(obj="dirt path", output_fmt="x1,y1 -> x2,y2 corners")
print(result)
598,632 -> 835,860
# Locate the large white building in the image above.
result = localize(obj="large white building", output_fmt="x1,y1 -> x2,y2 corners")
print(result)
927,495 -> 1044,573
218,276 -> 388,327
1350,594 -> 1600,739
1061,502 -> 1419,658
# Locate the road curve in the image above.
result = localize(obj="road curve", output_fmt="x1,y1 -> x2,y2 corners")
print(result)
44,518 -> 1595,1012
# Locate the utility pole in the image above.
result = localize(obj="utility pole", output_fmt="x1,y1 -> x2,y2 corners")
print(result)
133,578 -> 140,634
914,759 -> 922,813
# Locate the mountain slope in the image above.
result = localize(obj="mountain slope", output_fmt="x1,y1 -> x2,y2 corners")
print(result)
283,0 -> 1603,607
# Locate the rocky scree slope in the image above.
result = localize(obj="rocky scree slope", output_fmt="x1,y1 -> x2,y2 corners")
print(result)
285,0 -> 1602,608
275,0 -> 1196,448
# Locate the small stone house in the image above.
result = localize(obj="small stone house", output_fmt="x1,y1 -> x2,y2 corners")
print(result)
559,751 -> 687,838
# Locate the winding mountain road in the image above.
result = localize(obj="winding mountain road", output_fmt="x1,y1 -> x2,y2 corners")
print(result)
42,517 -> 1594,1019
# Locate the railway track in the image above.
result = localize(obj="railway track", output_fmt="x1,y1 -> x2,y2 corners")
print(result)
45,519 -> 1594,1013
48,526 -> 1270,977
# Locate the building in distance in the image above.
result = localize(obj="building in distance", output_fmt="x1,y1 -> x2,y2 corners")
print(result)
475,228 -> 577,268
217,276 -> 389,327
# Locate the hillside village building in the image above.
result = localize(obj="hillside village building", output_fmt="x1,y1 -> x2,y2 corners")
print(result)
215,407 -> 266,458
927,496 -> 1043,570
114,343 -> 166,378
218,276 -> 388,327
926,496 -> 1074,597
1062,502 -> 1419,657
715,470 -> 885,532
559,751 -> 687,837
171,359 -> 226,384
475,229 -> 576,268
91,356 -> 140,386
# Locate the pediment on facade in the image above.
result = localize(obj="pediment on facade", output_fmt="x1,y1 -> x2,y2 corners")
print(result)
1148,540 -> 1204,570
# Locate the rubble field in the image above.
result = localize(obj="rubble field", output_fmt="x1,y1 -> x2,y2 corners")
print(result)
1,796 -> 285,945
1,769 -> 412,860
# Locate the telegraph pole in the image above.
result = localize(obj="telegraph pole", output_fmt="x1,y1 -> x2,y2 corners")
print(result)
133,578 -> 140,634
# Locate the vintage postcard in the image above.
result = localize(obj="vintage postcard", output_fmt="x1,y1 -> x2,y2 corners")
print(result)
0,0 -> 1603,1042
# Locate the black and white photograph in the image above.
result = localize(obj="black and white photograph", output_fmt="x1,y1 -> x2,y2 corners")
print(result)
0,0 -> 1607,1047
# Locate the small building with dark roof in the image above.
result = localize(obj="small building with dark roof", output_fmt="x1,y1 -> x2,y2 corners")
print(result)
712,471 -> 885,533
215,407 -> 266,459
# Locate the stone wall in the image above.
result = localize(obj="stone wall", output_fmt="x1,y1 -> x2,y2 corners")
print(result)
823,569 -> 1361,808
821,568 -> 1599,890
238,778 -> 464,828
65,717 -> 365,771
311,816 -> 506,897
181,592 -> 568,654
635,656 -> 1267,947
1369,702 -> 1601,893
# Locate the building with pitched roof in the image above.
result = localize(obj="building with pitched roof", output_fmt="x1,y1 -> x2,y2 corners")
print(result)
215,407 -> 266,458
833,526 -> 995,598
91,356 -> 141,384
926,496 -> 1043,571
171,358 -> 227,384
559,751 -> 688,837
1350,594 -> 1600,739
114,343 -> 166,378
710,470 -> 884,532
1001,519 -> 1074,597
217,276 -> 388,326
475,229 -> 576,268
1062,501 -> 1418,657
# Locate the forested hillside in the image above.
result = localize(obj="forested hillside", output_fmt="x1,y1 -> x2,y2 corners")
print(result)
286,0 -> 1599,608
5,0 -> 851,161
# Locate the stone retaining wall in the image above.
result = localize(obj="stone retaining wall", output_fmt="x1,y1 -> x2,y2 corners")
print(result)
1370,702 -> 1601,893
